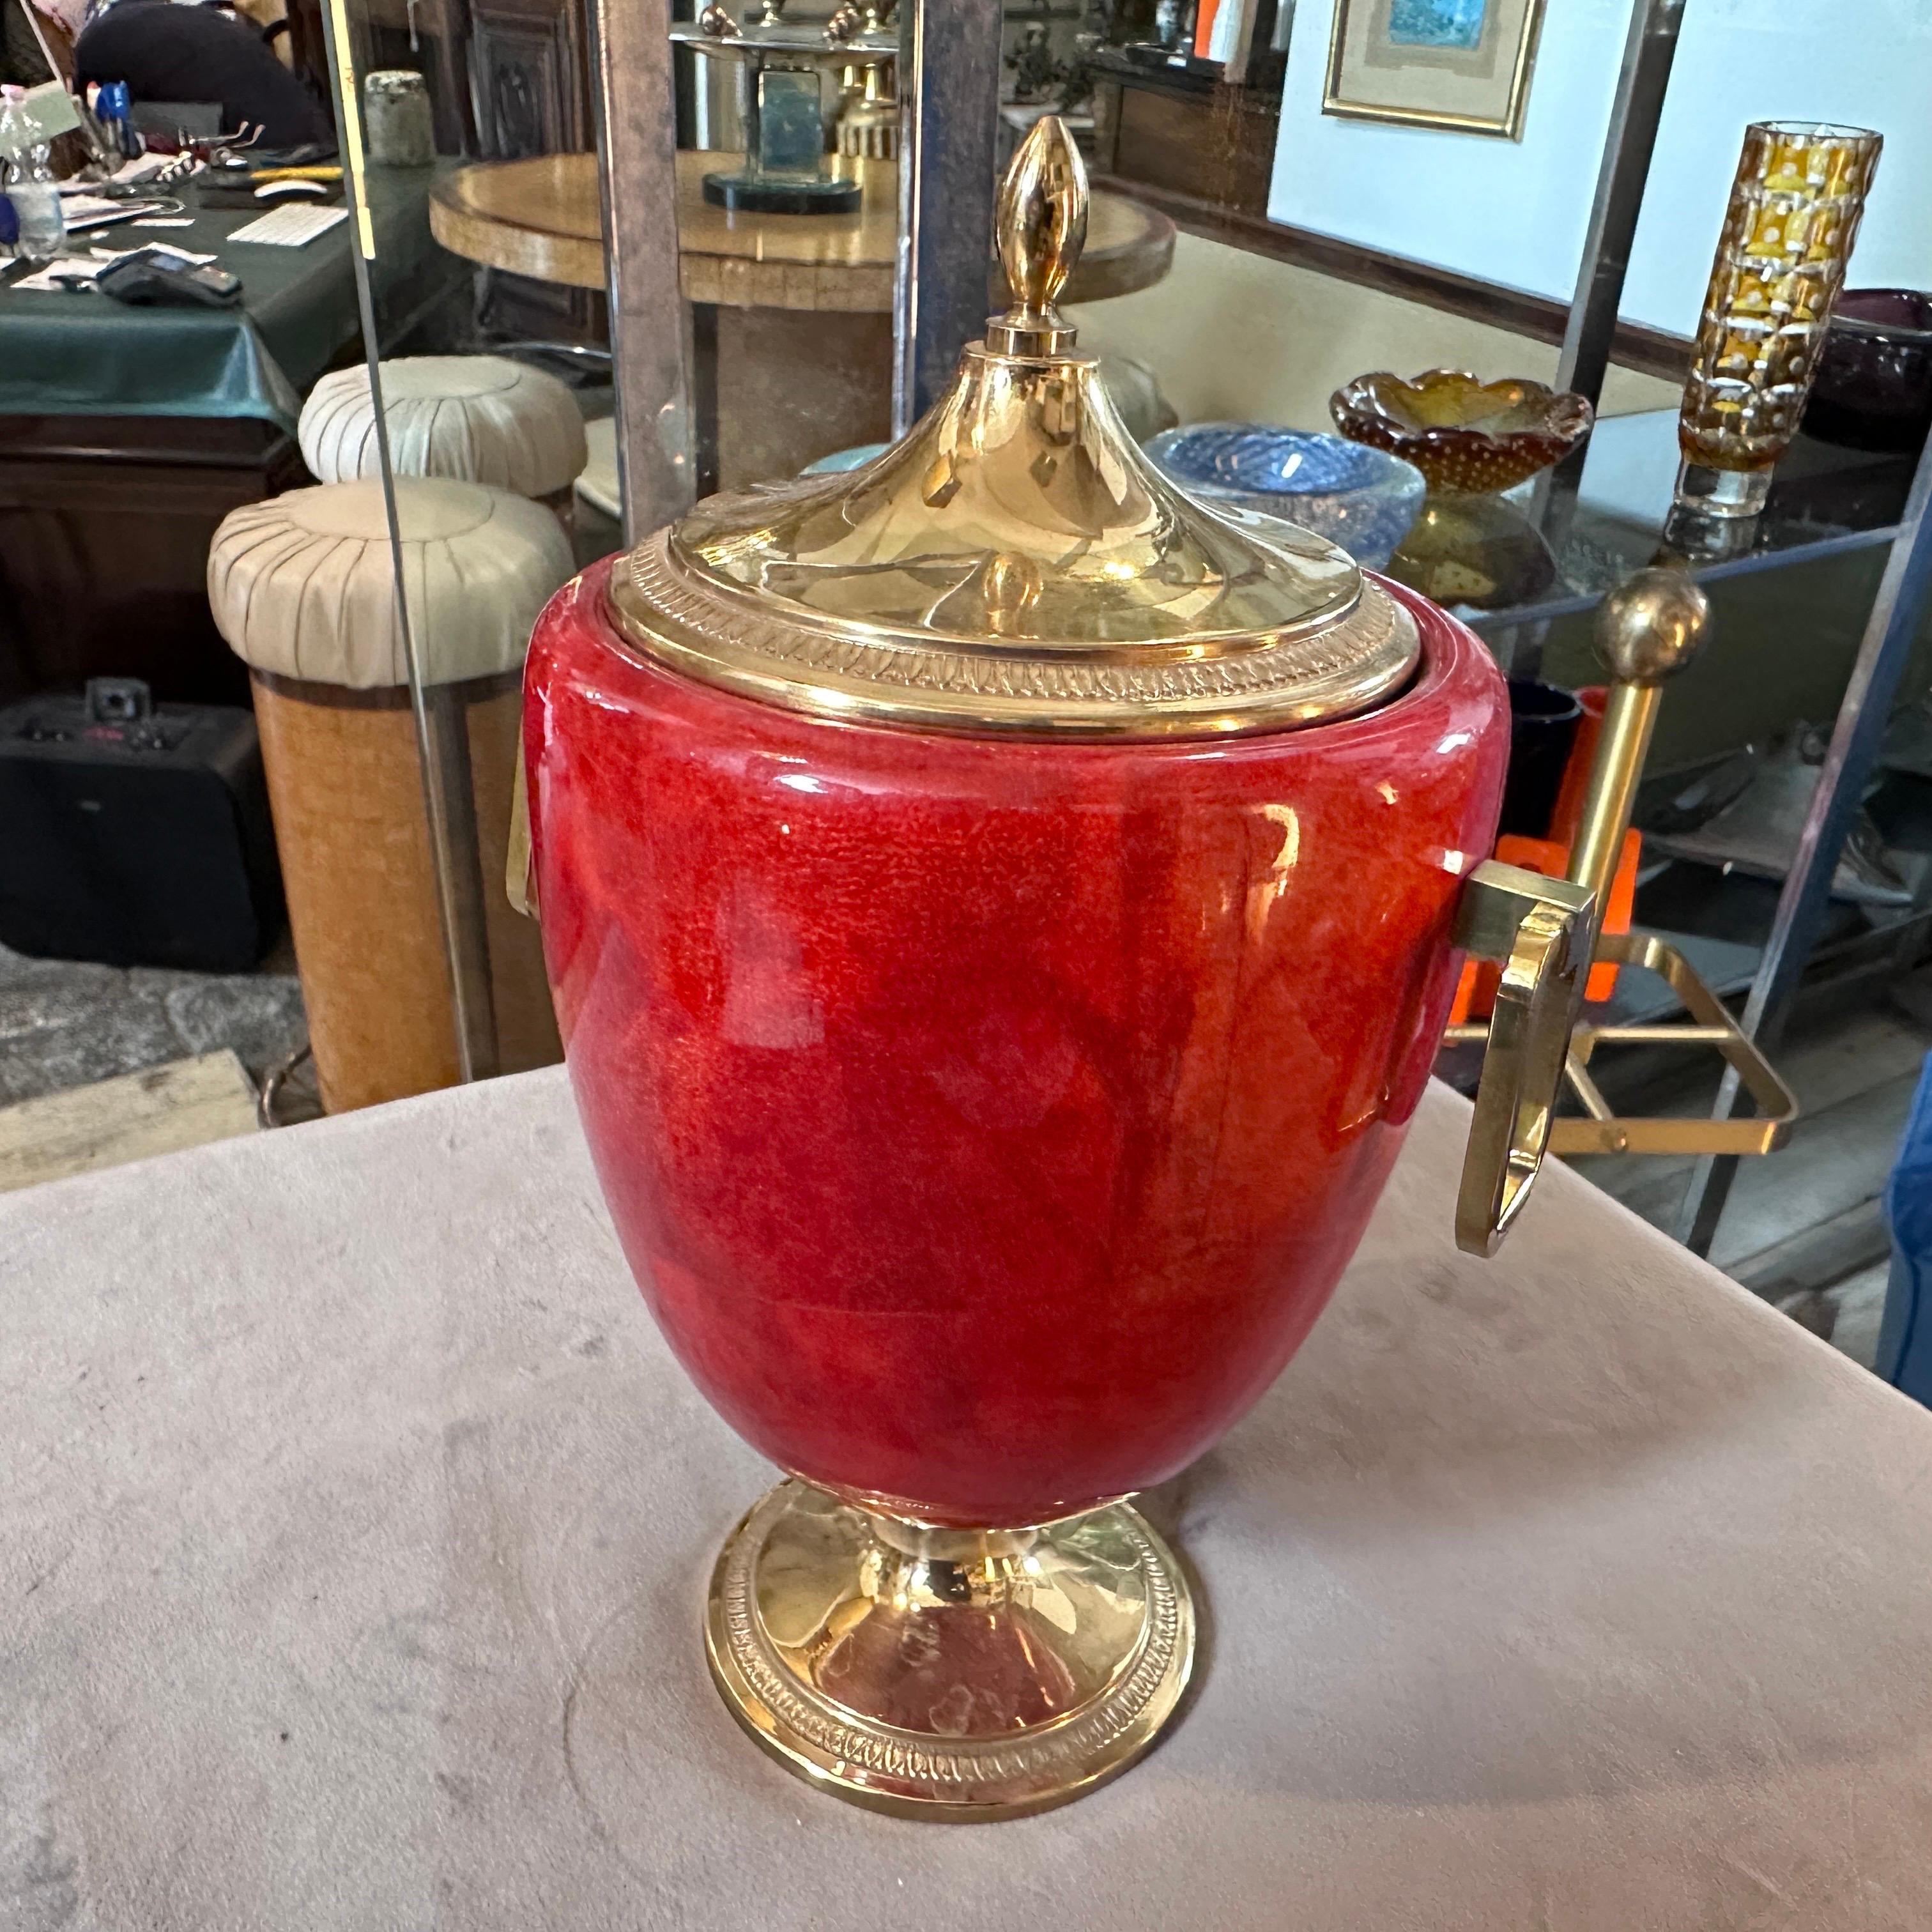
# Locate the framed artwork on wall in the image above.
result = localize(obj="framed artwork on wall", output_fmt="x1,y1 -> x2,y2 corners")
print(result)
1322,0 -> 1548,140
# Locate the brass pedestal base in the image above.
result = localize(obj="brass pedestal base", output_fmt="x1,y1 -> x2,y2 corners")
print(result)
704,1479 -> 1195,1820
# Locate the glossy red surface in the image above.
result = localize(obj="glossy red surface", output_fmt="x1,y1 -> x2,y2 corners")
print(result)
525,560 -> 1507,1527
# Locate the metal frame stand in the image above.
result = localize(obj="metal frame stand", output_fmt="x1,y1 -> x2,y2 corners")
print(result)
1676,435 -> 1932,1252
1507,0 -> 1685,683
1553,0 -> 1685,408
321,0 -> 499,1081
588,0 -> 695,544
893,0 -> 1004,434
1503,0 -> 1932,1259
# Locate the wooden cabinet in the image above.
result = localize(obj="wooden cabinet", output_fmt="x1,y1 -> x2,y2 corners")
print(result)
464,0 -> 602,344
0,417 -> 304,707
1091,65 -> 1280,217
466,0 -> 590,160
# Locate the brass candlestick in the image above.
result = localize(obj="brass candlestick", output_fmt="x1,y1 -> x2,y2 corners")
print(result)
1449,571 -> 1798,1158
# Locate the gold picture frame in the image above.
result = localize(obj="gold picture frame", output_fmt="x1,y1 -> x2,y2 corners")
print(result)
1323,0 -> 1548,141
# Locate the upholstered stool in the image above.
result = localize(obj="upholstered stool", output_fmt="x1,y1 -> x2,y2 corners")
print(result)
208,477 -> 571,1114
298,356 -> 590,507
574,415 -> 622,526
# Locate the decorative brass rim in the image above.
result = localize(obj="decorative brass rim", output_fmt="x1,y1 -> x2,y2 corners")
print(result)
610,521 -> 1419,739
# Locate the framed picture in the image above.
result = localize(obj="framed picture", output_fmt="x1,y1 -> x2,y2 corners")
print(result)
1323,0 -> 1548,141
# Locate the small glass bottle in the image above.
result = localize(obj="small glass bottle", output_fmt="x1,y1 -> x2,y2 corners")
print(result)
0,89 -> 65,266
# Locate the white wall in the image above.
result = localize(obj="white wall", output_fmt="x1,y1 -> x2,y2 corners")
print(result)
1269,0 -> 1932,335
1621,1 -> 1932,332
1268,0 -> 1634,303
1066,231 -> 1679,432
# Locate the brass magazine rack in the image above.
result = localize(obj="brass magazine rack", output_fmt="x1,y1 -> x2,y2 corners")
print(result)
1445,570 -> 1799,1160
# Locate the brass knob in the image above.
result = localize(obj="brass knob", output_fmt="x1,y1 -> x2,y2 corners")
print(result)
1567,566 -> 1710,959
1595,568 -> 1712,687
986,116 -> 1086,358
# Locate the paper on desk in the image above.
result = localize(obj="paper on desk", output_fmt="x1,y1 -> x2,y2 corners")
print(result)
58,195 -> 131,230
56,154 -> 173,191
10,256 -> 103,291
89,243 -> 217,266
10,242 -> 217,291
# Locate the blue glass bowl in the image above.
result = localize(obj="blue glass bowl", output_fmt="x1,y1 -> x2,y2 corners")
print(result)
1144,424 -> 1427,569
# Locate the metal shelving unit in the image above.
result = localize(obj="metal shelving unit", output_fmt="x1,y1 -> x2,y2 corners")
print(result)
587,0 -> 1932,1264
1443,410 -> 1917,645
1442,0 -> 1932,1259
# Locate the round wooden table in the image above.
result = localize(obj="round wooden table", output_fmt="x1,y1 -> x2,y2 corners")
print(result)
431,151 -> 1174,493
428,151 -> 1176,311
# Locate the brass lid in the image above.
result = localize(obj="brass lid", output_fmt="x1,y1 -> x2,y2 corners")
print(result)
608,118 -> 1420,740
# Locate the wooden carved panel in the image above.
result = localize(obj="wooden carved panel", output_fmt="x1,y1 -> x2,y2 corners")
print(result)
467,0 -> 589,160
464,0 -> 597,340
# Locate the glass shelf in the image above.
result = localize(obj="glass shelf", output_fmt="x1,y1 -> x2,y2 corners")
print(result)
1381,409 -> 1918,638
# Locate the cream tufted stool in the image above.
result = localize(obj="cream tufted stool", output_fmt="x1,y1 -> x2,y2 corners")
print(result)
574,415 -> 622,526
298,356 -> 590,508
208,477 -> 572,1114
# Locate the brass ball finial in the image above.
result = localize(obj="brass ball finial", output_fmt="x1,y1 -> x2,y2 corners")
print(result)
986,115 -> 1087,358
1595,568 -> 1711,687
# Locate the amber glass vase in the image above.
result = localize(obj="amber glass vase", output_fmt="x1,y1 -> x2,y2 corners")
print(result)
1676,121 -> 1881,519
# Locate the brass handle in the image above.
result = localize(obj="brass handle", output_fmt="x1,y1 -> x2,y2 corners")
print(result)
1567,569 -> 1710,954
507,732 -> 537,919
1452,860 -> 1593,1258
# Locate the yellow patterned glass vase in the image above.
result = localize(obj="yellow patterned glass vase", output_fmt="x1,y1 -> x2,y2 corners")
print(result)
1676,121 -> 1882,519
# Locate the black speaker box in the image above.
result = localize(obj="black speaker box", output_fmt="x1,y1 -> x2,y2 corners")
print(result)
0,680 -> 283,973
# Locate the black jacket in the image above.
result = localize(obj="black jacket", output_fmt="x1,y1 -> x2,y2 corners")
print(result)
75,0 -> 332,149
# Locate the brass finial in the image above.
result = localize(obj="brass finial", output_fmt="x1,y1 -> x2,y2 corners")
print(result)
986,115 -> 1087,357
1594,569 -> 1711,686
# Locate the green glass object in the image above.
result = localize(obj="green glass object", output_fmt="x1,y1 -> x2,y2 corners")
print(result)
756,67 -> 822,179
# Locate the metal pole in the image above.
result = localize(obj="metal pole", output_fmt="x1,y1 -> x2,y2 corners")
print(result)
1676,433 -> 1932,1254
319,0 -> 499,1081
588,0 -> 696,542
1513,0 -> 1683,684
893,0 -> 1003,436
1554,0 -> 1685,408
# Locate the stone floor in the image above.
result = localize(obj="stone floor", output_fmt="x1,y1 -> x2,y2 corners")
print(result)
0,939 -> 308,1112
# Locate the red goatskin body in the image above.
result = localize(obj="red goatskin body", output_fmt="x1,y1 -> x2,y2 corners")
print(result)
525,560 -> 1507,1527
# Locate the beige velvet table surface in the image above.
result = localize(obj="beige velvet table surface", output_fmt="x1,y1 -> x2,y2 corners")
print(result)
4,1066 -> 1931,1929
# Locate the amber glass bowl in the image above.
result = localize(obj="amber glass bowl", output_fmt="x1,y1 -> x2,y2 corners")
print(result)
1331,369 -> 1595,497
